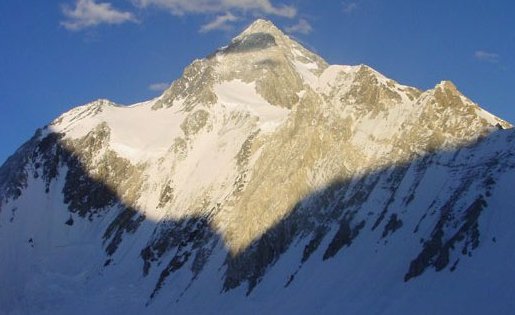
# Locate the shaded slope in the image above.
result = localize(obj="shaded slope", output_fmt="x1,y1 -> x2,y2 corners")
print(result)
1,124 -> 515,314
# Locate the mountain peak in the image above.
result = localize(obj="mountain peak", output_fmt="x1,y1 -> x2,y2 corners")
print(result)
240,19 -> 283,37
219,19 -> 288,55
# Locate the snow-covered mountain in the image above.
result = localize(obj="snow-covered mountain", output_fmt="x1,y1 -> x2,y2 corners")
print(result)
1,19 -> 515,314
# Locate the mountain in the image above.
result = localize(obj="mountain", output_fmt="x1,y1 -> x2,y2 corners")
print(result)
1,19 -> 515,314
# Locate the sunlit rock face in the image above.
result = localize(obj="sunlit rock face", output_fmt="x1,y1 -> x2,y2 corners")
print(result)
1,19 -> 515,315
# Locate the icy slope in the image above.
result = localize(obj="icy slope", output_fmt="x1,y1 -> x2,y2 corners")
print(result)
1,19 -> 514,314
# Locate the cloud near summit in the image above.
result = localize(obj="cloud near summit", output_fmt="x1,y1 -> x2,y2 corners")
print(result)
61,0 -> 297,32
199,12 -> 239,33
133,0 -> 296,18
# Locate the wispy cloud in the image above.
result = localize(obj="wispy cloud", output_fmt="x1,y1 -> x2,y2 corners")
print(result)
200,12 -> 239,33
474,50 -> 500,63
133,0 -> 296,18
148,82 -> 170,92
342,1 -> 358,14
61,0 -> 136,31
285,19 -> 312,35
62,0 -> 297,33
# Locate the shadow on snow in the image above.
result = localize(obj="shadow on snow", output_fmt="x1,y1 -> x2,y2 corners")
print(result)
0,125 -> 514,305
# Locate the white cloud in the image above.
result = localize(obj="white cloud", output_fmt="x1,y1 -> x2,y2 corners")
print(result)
133,0 -> 296,18
61,0 -> 136,30
200,12 -> 239,33
148,82 -> 170,92
342,1 -> 358,14
474,50 -> 500,63
285,19 -> 312,35
62,0 -> 297,33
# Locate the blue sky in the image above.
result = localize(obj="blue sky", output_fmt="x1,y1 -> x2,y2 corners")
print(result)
1,0 -> 514,164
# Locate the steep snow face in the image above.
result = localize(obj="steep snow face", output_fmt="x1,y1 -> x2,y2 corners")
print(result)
213,79 -> 289,132
47,80 -> 289,164
49,99 -> 185,163
1,19 -> 515,315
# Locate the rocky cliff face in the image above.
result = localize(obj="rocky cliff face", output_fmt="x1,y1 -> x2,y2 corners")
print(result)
1,19 -> 515,314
